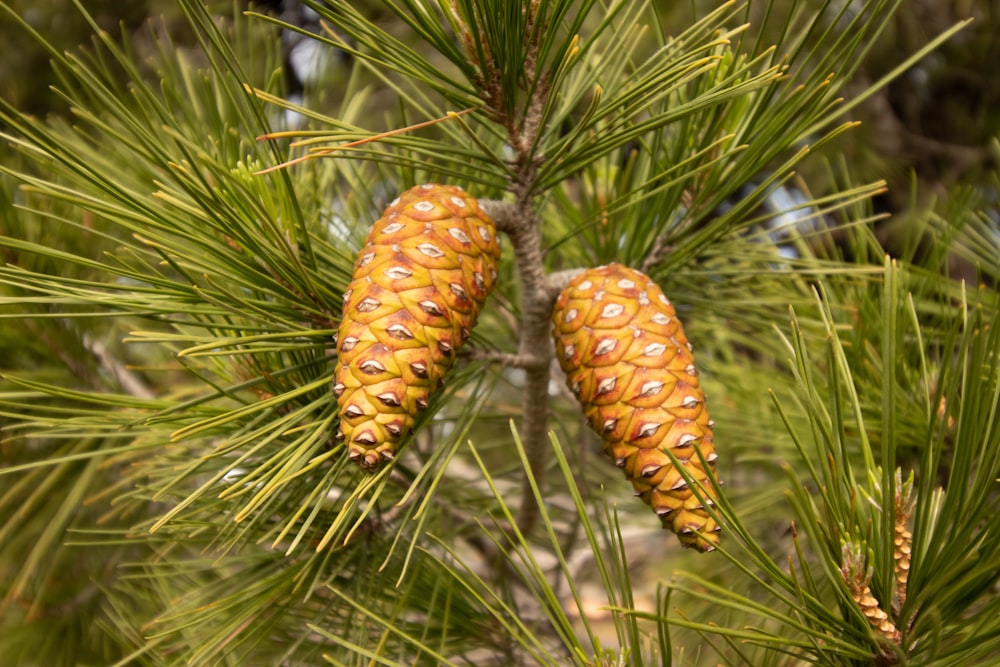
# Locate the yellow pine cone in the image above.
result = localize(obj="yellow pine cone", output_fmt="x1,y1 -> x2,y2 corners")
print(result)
551,263 -> 720,551
333,184 -> 501,471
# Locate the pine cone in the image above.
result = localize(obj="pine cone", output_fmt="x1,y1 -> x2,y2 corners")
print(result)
551,263 -> 720,551
333,184 -> 501,471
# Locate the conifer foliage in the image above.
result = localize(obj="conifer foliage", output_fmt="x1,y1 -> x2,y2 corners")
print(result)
0,0 -> 996,665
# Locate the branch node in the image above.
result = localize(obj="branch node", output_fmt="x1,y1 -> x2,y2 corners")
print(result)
478,199 -> 520,235
544,268 -> 586,302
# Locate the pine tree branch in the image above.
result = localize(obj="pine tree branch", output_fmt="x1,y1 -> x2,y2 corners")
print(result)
546,268 -> 585,298
450,0 -> 558,538
464,349 -> 548,370
479,197 -> 519,235
475,200 -> 587,535
471,4 -> 556,533
82,334 -> 156,400
480,196 -> 553,535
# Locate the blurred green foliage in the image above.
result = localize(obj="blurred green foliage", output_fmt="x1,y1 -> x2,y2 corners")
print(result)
0,0 -> 150,115
5,0 -> 996,220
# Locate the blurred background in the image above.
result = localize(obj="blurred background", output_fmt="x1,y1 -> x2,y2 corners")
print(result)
2,0 -> 996,239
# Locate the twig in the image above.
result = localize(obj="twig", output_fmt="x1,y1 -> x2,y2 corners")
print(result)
479,198 -> 519,235
546,268 -> 586,299
472,1 -> 558,537
83,334 -> 156,399
480,199 -> 559,536
639,190 -> 693,274
639,237 -> 674,275
464,349 -> 548,370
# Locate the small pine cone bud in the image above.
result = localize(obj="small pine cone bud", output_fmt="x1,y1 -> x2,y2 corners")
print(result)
842,542 -> 901,644
857,584 -> 901,642
893,525 -> 912,605
551,263 -> 720,551
333,184 -> 501,471
893,470 -> 914,608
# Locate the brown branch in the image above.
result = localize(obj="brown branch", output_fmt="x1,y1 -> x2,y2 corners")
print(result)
640,190 -> 694,274
479,199 -> 519,235
480,198 -> 557,535
639,237 -> 674,275
472,2 -> 558,537
546,268 -> 585,300
468,223 -> 590,537
84,334 -> 156,400
464,349 -> 548,370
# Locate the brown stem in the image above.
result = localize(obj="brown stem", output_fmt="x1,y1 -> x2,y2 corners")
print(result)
481,197 -> 557,535
480,198 -> 520,235
472,1 -> 556,536
547,268 -> 586,297
465,349 -> 548,370
83,334 -> 155,399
